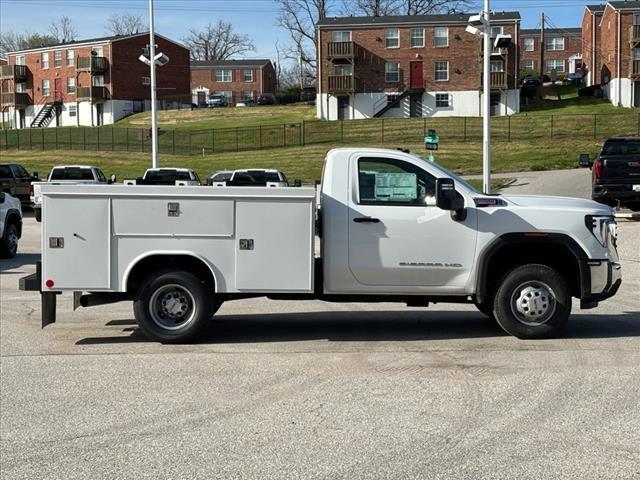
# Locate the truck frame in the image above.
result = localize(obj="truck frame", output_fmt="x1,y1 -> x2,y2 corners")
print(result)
20,148 -> 622,342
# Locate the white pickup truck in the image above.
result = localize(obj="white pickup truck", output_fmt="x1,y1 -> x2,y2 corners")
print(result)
124,168 -> 201,186
31,165 -> 111,221
20,148 -> 622,343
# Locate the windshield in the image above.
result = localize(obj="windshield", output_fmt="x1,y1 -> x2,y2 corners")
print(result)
145,170 -> 192,181
50,167 -> 94,181
409,153 -> 479,194
602,140 -> 640,156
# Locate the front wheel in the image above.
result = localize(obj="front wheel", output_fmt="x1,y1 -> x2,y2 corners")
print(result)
133,270 -> 213,343
0,223 -> 19,259
494,264 -> 571,339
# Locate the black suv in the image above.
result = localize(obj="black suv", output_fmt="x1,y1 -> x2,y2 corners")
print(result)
580,136 -> 640,211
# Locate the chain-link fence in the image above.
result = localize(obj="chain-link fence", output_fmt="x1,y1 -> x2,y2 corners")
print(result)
2,113 -> 639,155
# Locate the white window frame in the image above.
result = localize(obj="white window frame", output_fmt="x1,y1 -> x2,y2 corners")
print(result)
41,52 -> 49,69
385,28 -> 400,48
68,104 -> 77,117
42,79 -> 50,96
384,62 -> 400,82
92,46 -> 103,57
334,64 -> 353,76
490,60 -> 505,72
523,59 -> 535,70
435,93 -> 451,108
434,61 -> 449,82
54,50 -> 62,68
434,27 -> 448,48
142,77 -> 151,85
410,28 -> 424,48
546,59 -> 565,72
634,14 -> 640,25
545,37 -> 565,51
92,75 -> 104,87
16,82 -> 26,93
524,38 -> 534,52
242,91 -> 254,101
215,69 -> 233,82
67,49 -> 75,66
67,76 -> 75,94
15,55 -> 25,65
331,31 -> 351,42
243,69 -> 253,82
490,26 -> 504,38
634,48 -> 640,61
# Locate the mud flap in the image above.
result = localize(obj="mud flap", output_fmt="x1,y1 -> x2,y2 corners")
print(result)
18,262 -> 60,328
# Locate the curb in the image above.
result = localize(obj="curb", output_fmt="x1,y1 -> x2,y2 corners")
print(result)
615,212 -> 640,220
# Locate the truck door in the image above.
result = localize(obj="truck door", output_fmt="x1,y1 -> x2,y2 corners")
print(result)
347,155 -> 477,288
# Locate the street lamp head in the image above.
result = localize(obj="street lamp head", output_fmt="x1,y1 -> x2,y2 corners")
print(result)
494,33 -> 512,49
465,24 -> 483,37
138,54 -> 151,66
467,14 -> 486,27
154,52 -> 170,66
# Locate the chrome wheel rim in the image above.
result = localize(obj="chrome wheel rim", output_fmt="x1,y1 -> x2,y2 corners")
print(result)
149,284 -> 196,330
7,229 -> 18,255
510,281 -> 557,326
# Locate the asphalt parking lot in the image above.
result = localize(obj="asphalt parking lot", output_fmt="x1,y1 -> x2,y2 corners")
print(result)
1,175 -> 639,479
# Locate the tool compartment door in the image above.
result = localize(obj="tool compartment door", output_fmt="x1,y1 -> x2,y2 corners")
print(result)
43,196 -> 111,289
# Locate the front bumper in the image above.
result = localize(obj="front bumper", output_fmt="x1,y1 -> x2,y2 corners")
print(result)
580,259 -> 622,308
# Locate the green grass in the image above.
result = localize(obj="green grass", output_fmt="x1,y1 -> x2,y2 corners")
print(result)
520,85 -> 639,115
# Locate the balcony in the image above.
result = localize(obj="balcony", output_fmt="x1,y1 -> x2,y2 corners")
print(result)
0,64 -> 28,81
327,42 -> 356,60
630,25 -> 640,43
77,56 -> 107,73
481,71 -> 508,89
328,75 -> 361,94
76,86 -> 107,101
632,60 -> 640,78
1,92 -> 30,107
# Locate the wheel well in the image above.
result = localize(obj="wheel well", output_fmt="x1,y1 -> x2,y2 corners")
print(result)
480,242 -> 582,301
5,211 -> 22,238
126,255 -> 216,294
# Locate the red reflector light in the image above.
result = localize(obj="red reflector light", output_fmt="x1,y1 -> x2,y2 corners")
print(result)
594,159 -> 603,179
45,279 -> 54,288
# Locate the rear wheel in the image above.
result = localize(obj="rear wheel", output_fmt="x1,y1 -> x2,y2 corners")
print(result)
494,264 -> 571,339
133,270 -> 213,343
34,207 -> 42,222
0,223 -> 19,259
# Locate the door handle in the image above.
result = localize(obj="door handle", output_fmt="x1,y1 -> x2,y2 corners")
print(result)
353,217 -> 380,224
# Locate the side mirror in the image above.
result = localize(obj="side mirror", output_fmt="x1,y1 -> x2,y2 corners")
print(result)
579,153 -> 593,168
436,178 -> 464,211
0,192 -> 5,204
33,171 -> 39,180
110,174 -> 117,184
293,179 -> 302,187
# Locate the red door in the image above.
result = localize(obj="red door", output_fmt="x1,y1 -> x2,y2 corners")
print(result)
54,78 -> 62,101
410,62 -> 423,89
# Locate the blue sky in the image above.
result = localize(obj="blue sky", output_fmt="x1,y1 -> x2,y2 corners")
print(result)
0,0 -> 593,60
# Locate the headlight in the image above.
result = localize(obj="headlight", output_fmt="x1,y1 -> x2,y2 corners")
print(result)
585,215 -> 616,248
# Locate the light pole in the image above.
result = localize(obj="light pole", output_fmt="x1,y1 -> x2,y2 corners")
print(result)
482,0 -> 491,194
148,0 -> 159,168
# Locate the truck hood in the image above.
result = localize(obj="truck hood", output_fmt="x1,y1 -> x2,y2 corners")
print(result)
500,194 -> 614,215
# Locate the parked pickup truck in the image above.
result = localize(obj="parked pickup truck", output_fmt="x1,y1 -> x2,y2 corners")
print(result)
31,165 -> 112,222
210,169 -> 289,187
125,168 -> 201,186
580,136 -> 640,211
0,163 -> 39,205
20,148 -> 622,343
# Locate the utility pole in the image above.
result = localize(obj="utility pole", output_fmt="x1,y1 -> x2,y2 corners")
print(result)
540,12 -> 545,81
482,0 -> 491,194
148,0 -> 159,168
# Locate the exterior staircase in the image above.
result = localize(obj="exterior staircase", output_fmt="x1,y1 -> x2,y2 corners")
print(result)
373,88 -> 424,118
30,102 -> 58,128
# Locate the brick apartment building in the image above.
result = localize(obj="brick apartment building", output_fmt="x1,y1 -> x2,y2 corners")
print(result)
519,27 -> 583,76
315,12 -> 521,121
190,59 -> 276,106
583,1 -> 640,108
0,32 -> 190,129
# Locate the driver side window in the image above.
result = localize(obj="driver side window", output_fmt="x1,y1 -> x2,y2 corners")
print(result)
357,157 -> 436,206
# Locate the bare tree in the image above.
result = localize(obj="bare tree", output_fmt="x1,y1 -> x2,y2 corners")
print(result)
106,13 -> 146,36
0,31 -> 58,55
401,0 -> 473,15
342,0 -> 398,16
183,21 -> 255,61
49,15 -> 77,43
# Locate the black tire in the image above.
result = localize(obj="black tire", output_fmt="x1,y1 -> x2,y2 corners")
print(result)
0,222 -> 19,259
34,207 -> 42,222
133,270 -> 213,343
627,203 -> 640,212
494,264 -> 571,339
474,300 -> 494,318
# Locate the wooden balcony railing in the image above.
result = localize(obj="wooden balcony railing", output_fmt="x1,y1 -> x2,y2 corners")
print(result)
1,92 -> 30,106
328,75 -> 361,94
327,42 -> 355,60
0,64 -> 28,81
630,25 -> 640,43
77,56 -> 107,73
482,71 -> 508,89
77,86 -> 107,101
632,60 -> 640,77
